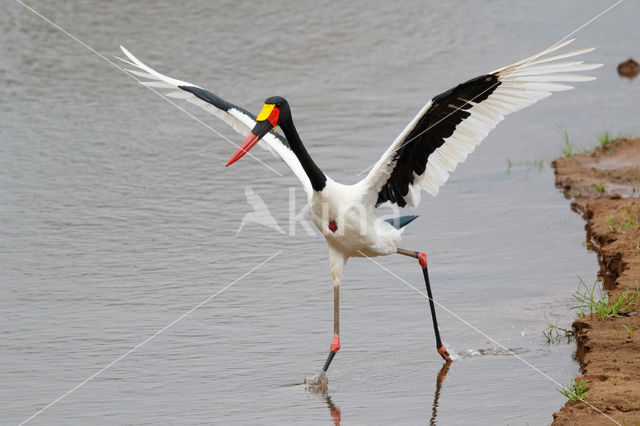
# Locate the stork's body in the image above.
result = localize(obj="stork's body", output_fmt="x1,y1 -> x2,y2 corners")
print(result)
118,39 -> 601,377
311,179 -> 403,258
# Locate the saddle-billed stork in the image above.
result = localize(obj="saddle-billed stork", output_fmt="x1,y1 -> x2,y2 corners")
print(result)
118,39 -> 600,378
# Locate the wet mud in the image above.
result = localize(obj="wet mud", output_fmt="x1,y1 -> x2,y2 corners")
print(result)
618,58 -> 640,79
552,138 -> 640,425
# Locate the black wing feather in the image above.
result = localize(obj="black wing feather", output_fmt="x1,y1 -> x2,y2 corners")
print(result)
376,74 -> 500,207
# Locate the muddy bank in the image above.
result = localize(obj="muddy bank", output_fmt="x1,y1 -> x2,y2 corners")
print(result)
552,138 -> 640,425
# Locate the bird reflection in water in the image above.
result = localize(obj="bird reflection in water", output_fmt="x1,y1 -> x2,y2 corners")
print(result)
325,394 -> 342,425
430,360 -> 452,425
303,374 -> 341,425
305,361 -> 451,425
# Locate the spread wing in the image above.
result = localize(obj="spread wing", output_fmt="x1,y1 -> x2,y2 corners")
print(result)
117,46 -> 313,197
360,39 -> 602,208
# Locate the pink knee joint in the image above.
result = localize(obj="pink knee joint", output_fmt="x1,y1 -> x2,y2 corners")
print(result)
418,252 -> 427,269
330,334 -> 341,353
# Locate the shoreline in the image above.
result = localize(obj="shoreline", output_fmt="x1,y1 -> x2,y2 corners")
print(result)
551,137 -> 640,425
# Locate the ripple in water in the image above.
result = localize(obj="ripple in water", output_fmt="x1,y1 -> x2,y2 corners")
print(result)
455,347 -> 529,359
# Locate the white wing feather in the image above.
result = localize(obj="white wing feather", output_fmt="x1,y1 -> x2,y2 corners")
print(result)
117,46 -> 313,197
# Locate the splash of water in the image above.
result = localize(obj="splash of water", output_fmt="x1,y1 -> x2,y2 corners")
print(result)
455,347 -> 529,359
304,371 -> 329,394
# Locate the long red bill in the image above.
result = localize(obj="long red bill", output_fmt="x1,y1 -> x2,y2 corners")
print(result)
226,132 -> 260,167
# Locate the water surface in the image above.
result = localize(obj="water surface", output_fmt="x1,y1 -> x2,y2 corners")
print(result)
2,1 -> 639,424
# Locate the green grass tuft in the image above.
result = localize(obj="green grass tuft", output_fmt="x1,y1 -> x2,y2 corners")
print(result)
597,130 -> 612,150
572,276 -> 638,321
623,324 -> 638,338
560,128 -> 576,156
542,324 -> 574,344
557,378 -> 590,402
604,209 -> 640,234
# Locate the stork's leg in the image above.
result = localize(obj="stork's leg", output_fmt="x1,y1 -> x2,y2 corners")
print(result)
322,280 -> 341,372
397,249 -> 452,362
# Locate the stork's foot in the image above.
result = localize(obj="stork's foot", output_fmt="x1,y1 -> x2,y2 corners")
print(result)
438,345 -> 452,362
304,371 -> 329,394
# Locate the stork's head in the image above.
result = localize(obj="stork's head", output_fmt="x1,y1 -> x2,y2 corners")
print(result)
226,96 -> 288,166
